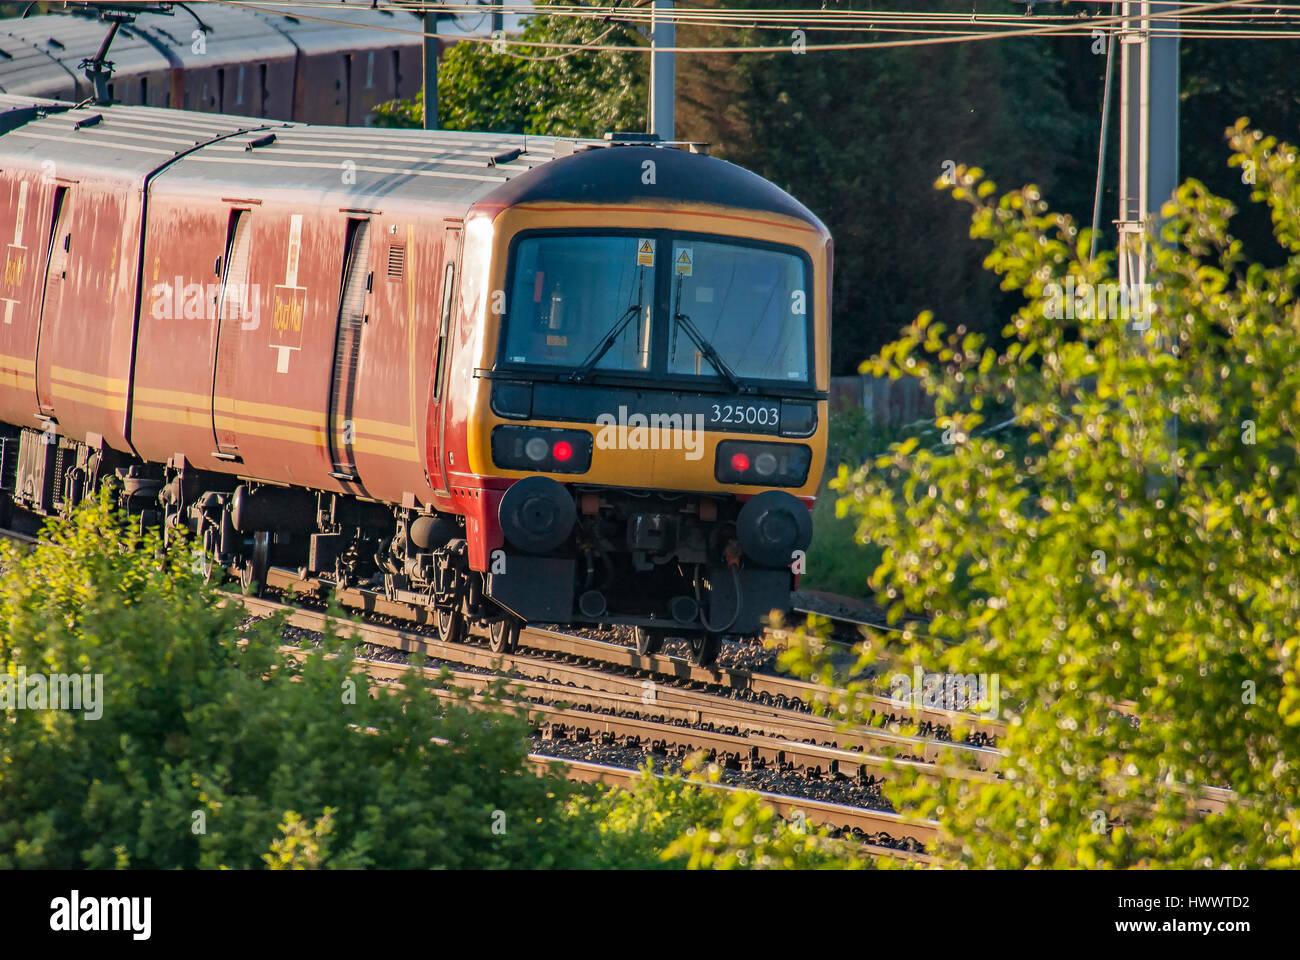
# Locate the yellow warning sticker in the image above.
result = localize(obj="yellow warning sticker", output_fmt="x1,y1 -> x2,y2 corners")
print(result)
675,247 -> 693,277
637,238 -> 655,267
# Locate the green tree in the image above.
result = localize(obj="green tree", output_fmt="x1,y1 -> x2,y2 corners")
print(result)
574,758 -> 871,869
375,2 -> 646,136
779,123 -> 1300,868
0,492 -> 602,868
0,492 -> 873,869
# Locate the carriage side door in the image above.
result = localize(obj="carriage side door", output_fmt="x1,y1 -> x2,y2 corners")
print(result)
428,222 -> 460,494
327,216 -> 371,481
34,184 -> 72,417
210,206 -> 254,459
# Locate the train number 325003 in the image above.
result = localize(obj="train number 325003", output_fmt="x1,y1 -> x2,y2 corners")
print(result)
710,403 -> 779,427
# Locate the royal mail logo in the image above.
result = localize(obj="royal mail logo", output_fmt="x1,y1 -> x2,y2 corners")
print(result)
2,180 -> 28,325
271,213 -> 307,373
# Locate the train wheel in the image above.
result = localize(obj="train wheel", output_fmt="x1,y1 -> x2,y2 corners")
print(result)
692,632 -> 722,668
436,606 -> 464,645
488,616 -> 520,654
239,532 -> 269,596
199,527 -> 219,584
634,626 -> 662,657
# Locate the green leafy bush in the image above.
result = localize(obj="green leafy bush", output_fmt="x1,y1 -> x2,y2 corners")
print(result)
572,759 -> 870,870
0,493 -> 598,868
0,493 -> 881,869
783,124 -> 1300,868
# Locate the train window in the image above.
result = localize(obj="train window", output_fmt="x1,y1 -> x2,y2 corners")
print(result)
140,77 -> 148,105
391,50 -> 401,96
666,239 -> 809,384
503,235 -> 652,373
217,211 -> 253,328
259,64 -> 268,116
433,261 -> 455,401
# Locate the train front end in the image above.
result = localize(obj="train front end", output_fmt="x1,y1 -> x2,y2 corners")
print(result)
458,141 -> 831,663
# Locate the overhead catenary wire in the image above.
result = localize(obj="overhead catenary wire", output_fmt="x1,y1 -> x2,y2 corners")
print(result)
214,0 -> 1300,43
317,0 -> 1300,31
210,0 -> 1293,55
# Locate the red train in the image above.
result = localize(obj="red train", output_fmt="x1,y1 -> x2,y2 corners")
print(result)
0,3 -> 423,124
0,95 -> 831,666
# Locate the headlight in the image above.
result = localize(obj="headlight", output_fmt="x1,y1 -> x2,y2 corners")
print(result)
715,441 -> 810,487
492,426 -> 592,474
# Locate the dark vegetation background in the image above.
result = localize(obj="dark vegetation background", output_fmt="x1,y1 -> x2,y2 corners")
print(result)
389,0 -> 1300,371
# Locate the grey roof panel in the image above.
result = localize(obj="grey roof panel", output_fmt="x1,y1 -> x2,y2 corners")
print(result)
0,94 -> 559,208
0,4 -> 424,101
0,21 -> 80,97
159,118 -> 562,206
249,4 -> 424,55
0,14 -> 172,98
130,5 -> 299,69
0,98 -> 267,178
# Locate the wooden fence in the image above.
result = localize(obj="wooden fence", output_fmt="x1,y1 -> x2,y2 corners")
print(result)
829,375 -> 933,427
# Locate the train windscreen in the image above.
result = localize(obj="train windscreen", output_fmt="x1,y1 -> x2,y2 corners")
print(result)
502,232 -> 811,387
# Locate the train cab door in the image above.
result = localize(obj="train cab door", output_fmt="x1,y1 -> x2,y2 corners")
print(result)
327,217 -> 371,482
427,222 -> 461,494
34,184 -> 71,418
211,207 -> 254,459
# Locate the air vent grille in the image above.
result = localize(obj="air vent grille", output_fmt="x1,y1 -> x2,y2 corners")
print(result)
386,243 -> 405,279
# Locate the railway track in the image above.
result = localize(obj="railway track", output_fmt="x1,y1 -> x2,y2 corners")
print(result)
291,639 -> 940,863
259,565 -> 1005,743
4,522 -> 1231,847
244,588 -> 1000,773
533,756 -> 937,864
234,571 -> 1245,821
253,591 -> 962,859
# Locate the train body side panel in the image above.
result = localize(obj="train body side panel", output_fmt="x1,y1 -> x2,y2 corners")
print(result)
130,184 -> 244,472
344,212 -> 447,508
0,168 -> 58,431
292,52 -> 348,126
223,199 -> 339,487
32,169 -> 140,453
132,179 -> 455,505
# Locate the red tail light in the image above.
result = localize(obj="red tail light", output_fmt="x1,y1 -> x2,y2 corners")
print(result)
552,440 -> 573,462
716,441 -> 812,487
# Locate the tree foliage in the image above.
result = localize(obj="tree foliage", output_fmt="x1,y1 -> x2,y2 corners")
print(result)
779,123 -> 1300,868
0,492 -> 602,868
573,757 -> 869,869
375,3 -> 646,136
0,493 -> 868,869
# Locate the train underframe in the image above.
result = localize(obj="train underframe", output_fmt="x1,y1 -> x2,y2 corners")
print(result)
0,425 -> 796,666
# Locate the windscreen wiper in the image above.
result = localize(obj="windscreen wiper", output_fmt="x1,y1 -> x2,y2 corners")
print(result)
672,309 -> 742,393
569,303 -> 642,382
